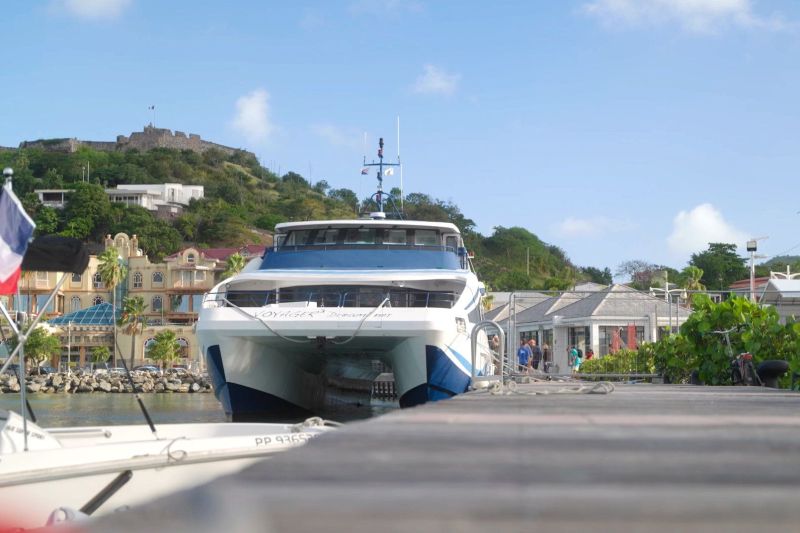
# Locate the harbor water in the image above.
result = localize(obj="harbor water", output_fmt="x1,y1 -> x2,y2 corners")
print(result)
0,393 -> 397,427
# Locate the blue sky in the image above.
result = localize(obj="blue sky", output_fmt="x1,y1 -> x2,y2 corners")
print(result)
2,0 -> 800,275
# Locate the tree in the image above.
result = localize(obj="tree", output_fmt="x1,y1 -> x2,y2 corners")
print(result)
7,325 -> 61,372
97,247 -> 127,366
33,206 -> 60,236
615,260 -> 661,290
689,243 -> 748,291
91,346 -> 111,365
681,265 -> 706,291
223,252 -> 247,279
582,266 -> 613,285
118,296 -> 148,369
62,182 -> 112,240
146,330 -> 181,369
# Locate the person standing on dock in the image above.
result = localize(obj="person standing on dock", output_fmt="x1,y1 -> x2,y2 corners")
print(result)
528,339 -> 542,371
517,340 -> 532,372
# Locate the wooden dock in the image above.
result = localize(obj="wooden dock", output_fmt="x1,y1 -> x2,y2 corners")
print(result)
91,382 -> 800,532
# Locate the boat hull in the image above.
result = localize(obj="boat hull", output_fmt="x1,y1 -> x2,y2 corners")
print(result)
199,307 -> 490,421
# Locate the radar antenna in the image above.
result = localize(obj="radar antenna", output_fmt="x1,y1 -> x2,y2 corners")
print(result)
362,137 -> 402,219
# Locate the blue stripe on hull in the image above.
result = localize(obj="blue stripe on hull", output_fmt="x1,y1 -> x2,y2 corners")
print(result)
205,345 -> 312,421
399,345 -> 472,408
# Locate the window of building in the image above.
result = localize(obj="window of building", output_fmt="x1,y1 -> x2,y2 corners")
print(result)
191,294 -> 204,312
181,271 -> 192,286
152,271 -> 164,284
195,270 -> 206,282
70,296 -> 81,313
133,272 -> 143,289
71,273 -> 82,283
92,296 -> 104,306
36,294 -> 55,314
172,295 -> 189,313
36,271 -> 48,282
93,273 -> 103,289
152,296 -> 163,312
187,253 -> 196,264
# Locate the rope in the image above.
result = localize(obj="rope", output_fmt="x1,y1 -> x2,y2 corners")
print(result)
331,297 -> 390,345
291,416 -> 344,432
222,297 -> 311,344
162,437 -> 189,463
478,380 -> 615,396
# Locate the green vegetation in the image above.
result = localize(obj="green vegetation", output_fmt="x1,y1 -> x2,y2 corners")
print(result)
91,346 -> 111,364
580,295 -> 800,387
118,296 -> 148,369
97,248 -> 127,365
146,330 -> 182,369
6,325 -> 61,370
1,144 -> 591,290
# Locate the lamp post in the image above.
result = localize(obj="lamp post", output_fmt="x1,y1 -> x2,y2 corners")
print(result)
747,237 -> 768,302
650,271 -> 687,334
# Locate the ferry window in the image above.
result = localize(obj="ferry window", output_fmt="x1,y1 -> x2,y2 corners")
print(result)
313,229 -> 339,245
284,230 -> 312,246
414,230 -> 439,247
344,228 -> 375,244
445,235 -> 458,251
385,229 -> 407,245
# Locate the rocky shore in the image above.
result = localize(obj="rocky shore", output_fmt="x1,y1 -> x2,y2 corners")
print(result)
0,371 -> 213,394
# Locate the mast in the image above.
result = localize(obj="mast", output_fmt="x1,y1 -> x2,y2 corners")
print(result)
362,137 -> 401,219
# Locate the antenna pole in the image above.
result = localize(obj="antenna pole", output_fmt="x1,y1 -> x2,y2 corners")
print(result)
397,116 -> 403,211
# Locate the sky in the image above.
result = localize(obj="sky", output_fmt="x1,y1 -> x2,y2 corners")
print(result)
2,0 -> 800,276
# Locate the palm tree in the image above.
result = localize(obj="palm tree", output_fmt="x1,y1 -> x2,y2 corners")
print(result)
222,252 -> 246,279
681,265 -> 706,291
97,248 -> 127,366
118,296 -> 148,370
146,330 -> 181,370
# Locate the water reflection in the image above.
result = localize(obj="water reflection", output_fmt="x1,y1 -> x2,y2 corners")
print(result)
0,394 -> 397,427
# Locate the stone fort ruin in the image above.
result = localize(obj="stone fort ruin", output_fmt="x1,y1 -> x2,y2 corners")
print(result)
18,126 -> 254,158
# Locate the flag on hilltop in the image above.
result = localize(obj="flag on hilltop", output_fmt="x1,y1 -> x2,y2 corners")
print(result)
0,186 -> 36,295
360,168 -> 369,175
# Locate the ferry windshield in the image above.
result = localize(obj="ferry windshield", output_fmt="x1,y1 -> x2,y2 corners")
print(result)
279,228 -> 458,251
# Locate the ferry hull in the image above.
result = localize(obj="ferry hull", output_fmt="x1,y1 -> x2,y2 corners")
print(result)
199,312 -> 489,420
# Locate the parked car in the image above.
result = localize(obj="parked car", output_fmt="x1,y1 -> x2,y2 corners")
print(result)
2,363 -> 22,376
133,365 -> 162,375
33,365 -> 57,375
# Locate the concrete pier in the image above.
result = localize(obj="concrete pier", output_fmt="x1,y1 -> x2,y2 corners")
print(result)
91,382 -> 800,532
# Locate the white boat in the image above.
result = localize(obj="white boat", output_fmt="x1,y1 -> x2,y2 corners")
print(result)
196,138 -> 493,420
0,409 -> 335,528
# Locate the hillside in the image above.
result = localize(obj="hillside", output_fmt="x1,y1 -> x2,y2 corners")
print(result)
0,142 -> 599,289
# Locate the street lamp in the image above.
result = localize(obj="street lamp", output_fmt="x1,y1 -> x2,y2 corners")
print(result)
747,237 -> 768,302
650,271 -> 687,334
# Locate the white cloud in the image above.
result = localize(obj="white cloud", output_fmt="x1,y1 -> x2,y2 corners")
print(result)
51,0 -> 132,20
667,203 -> 748,255
580,0 -> 789,34
412,64 -> 461,96
311,124 -> 362,150
230,89 -> 273,145
557,216 -> 635,238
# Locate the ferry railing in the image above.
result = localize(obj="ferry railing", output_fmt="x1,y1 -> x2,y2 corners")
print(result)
219,288 -> 458,309
470,320 -> 505,386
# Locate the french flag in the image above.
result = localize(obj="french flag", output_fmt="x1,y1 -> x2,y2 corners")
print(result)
0,186 -> 35,295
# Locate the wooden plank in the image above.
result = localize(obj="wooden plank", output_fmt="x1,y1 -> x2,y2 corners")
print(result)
90,383 -> 800,532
